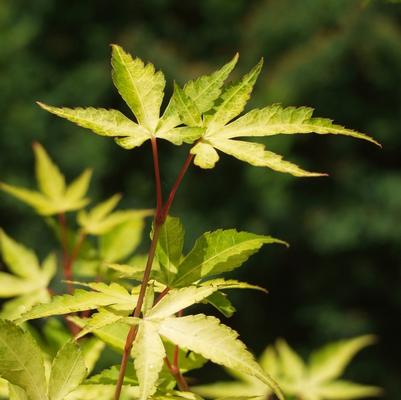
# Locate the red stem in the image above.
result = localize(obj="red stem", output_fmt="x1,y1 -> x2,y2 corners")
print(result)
57,213 -> 82,336
151,137 -> 163,219
164,355 -> 189,392
161,152 -> 194,220
114,147 -> 193,400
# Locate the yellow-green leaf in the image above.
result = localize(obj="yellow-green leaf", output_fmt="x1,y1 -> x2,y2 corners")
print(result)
111,44 -> 165,132
33,142 -> 66,200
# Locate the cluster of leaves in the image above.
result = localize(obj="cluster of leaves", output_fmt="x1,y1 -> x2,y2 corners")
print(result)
194,335 -> 382,400
0,44 -> 380,400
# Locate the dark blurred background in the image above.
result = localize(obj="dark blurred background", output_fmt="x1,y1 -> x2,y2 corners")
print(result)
0,0 -> 400,398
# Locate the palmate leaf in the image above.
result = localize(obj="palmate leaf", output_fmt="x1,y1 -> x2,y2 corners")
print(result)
48,341 -> 88,400
0,230 -> 42,280
0,143 -> 91,215
0,232 -> 56,319
0,320 -> 47,400
195,336 -> 381,400
158,314 -> 283,400
172,229 -> 287,287
77,193 -> 151,236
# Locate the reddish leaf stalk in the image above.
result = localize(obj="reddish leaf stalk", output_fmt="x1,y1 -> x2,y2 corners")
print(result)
164,354 -> 190,392
58,213 -> 86,335
114,146 -> 193,400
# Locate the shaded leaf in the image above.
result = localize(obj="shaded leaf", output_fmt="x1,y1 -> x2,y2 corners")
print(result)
157,216 -> 185,285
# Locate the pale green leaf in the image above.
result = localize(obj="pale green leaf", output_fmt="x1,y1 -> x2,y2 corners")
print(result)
214,104 -> 380,146
64,169 -> 92,203
86,364 -> 138,386
65,383 -> 138,400
155,53 -> 238,138
156,98 -> 182,137
105,263 -> 145,280
259,345 -> 280,378
172,83 -> 202,127
193,381 -> 261,398
37,103 -> 151,149
17,286 -> 138,323
0,272 -> 43,298
308,335 -> 377,383
78,193 -> 121,230
0,183 -> 51,215
80,338 -> 105,374
157,216 -> 184,285
0,320 -> 47,400
111,44 -> 165,132
0,289 -> 50,320
191,142 -> 220,169
75,309 -> 128,340
147,286 -> 218,320
316,380 -> 382,399
99,217 -> 145,262
132,320 -> 166,400
33,142 -> 66,199
184,53 -> 239,113
0,379 -> 8,397
205,291 -> 236,318
275,339 -> 305,380
8,384 -> 28,400
206,59 -> 263,132
49,341 -> 88,400
69,316 -> 130,353
211,139 -> 325,177
157,126 -> 205,145
0,230 -> 40,278
173,229 -> 287,287
158,314 -> 283,400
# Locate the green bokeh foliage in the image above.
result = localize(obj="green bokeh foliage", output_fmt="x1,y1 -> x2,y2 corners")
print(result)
0,0 -> 400,397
